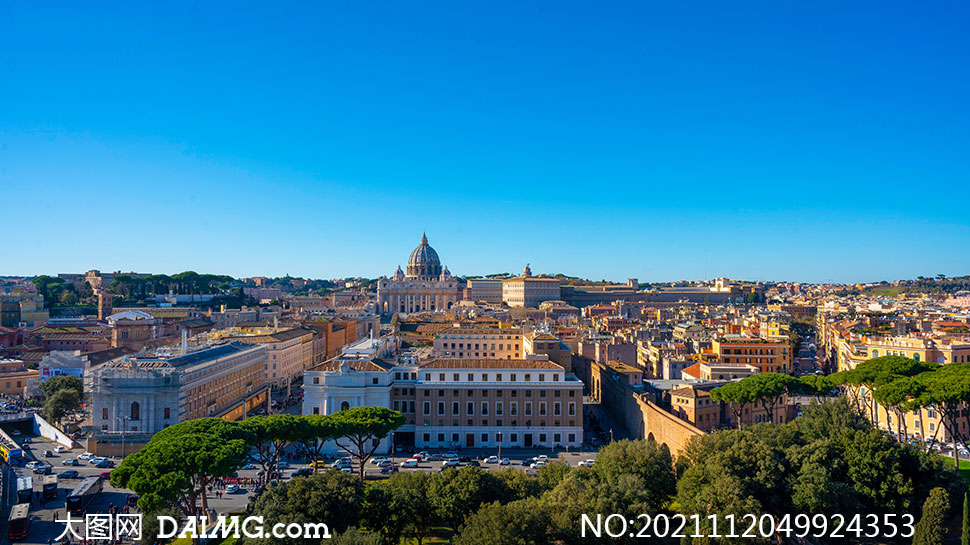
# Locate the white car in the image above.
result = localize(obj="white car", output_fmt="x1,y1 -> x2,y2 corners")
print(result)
370,457 -> 389,465
54,446 -> 67,453
499,458 -> 510,465
482,456 -> 499,464
535,455 -> 549,463
91,457 -> 108,465
530,461 -> 547,469
442,451 -> 458,460
399,458 -> 419,468
78,452 -> 95,460
578,459 -> 595,467
25,461 -> 42,469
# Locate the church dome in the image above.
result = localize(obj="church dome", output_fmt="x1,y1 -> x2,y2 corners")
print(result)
406,233 -> 443,280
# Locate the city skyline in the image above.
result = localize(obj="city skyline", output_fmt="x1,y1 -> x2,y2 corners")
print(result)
2,2 -> 969,282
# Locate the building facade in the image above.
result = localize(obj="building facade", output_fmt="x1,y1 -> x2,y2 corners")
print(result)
502,265 -> 562,308
377,234 -> 460,317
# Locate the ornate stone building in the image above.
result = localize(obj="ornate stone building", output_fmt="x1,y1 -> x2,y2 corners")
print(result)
377,234 -> 459,317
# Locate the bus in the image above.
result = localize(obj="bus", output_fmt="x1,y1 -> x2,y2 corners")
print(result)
15,476 -> 33,504
66,477 -> 103,515
8,503 -> 29,541
42,475 -> 58,500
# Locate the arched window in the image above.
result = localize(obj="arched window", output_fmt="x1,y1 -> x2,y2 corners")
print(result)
871,350 -> 879,358
130,402 -> 140,421
340,401 -> 350,412
913,354 -> 920,362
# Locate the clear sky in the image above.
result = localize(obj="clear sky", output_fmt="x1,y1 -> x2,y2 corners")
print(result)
2,2 -> 968,283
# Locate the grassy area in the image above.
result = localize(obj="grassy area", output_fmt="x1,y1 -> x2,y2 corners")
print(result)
959,459 -> 970,485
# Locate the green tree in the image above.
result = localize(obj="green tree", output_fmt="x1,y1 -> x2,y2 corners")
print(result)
293,414 -> 341,473
113,419 -> 251,520
913,487 -> 950,545
962,492 -> 969,545
455,499 -> 550,545
796,374 -> 834,401
59,291 -> 78,305
385,471 -> 439,545
916,363 -> 970,467
42,388 -> 80,427
244,471 -> 365,545
428,466 -> 507,530
331,406 -> 405,480
330,527 -> 381,545
362,480 -> 412,545
241,414 -> 301,482
40,375 -> 84,399
709,380 -> 756,428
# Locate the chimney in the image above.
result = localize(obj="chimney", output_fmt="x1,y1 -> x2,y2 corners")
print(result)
274,316 -> 279,331
181,329 -> 188,355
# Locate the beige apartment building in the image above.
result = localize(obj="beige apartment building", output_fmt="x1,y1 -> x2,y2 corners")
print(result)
502,265 -> 562,308
409,358 -> 584,449
866,336 -> 970,364
201,327 -> 315,388
433,327 -> 523,359
713,335 -> 792,373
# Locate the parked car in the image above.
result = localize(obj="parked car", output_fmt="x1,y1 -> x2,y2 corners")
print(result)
226,484 -> 240,494
370,457 -> 389,465
95,460 -> 116,468
577,459 -> 595,467
482,455 -> 499,464
535,455 -> 549,463
78,452 -> 95,460
427,453 -> 443,461
33,465 -> 53,475
467,460 -> 481,467
499,458 -> 510,465
399,458 -> 419,468
442,459 -> 461,468
310,460 -> 328,468
100,471 -> 112,479
42,449 -> 54,457
376,459 -> 392,468
58,469 -> 80,479
442,451 -> 458,460
530,461 -> 547,470
25,461 -> 42,470
54,446 -> 67,453
91,457 -> 108,465
63,459 -> 80,466
276,461 -> 289,469
520,458 -> 534,466
21,436 -> 29,442
380,466 -> 398,474
330,458 -> 352,469
11,429 -> 21,436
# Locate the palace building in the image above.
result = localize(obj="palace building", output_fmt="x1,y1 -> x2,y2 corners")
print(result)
377,233 -> 460,317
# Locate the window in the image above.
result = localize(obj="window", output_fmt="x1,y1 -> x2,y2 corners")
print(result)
438,402 -> 445,415
525,374 -> 531,381
568,433 -> 575,443
164,407 -> 171,419
496,402 -> 503,416
341,401 -> 350,411
425,373 -> 431,381
423,402 -> 431,415
540,390 -> 546,398
525,402 -> 532,416
394,401 -> 400,411
453,433 -> 459,443
467,402 -> 474,416
453,373 -> 459,381
130,402 -> 140,421
496,373 -> 503,381
510,373 -> 517,382
481,402 -> 488,416
453,401 -> 460,414
372,377 -> 379,385
102,408 -> 108,420
511,402 -> 518,416
409,401 -> 415,413
539,402 -> 546,416
439,373 -> 445,381
423,433 -> 430,442
554,402 -> 561,416
438,433 -> 445,442
538,374 -> 544,382
468,373 -> 474,381
482,433 -> 488,443
313,407 -> 319,415
511,433 -> 518,443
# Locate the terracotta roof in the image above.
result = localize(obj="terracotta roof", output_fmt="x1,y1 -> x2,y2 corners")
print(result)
681,362 -> 703,380
530,332 -> 559,341
421,358 -> 562,370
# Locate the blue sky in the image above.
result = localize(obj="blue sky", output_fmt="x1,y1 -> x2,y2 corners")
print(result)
1,2 -> 968,283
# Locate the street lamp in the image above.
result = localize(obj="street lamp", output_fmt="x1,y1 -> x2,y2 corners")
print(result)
116,416 -> 130,458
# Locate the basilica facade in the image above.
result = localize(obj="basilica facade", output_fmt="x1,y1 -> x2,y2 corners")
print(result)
377,233 -> 459,317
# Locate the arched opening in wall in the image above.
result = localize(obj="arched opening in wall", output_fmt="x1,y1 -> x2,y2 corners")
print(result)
447,302 -> 453,309
130,402 -> 140,421
341,401 -> 350,411
647,432 -> 656,443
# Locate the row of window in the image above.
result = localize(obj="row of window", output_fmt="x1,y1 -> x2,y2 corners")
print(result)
442,342 -> 519,351
421,431 -> 577,445
422,372 -> 560,382
100,403 -> 171,421
419,400 -> 576,417
439,335 -> 519,340
419,389 -> 575,399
